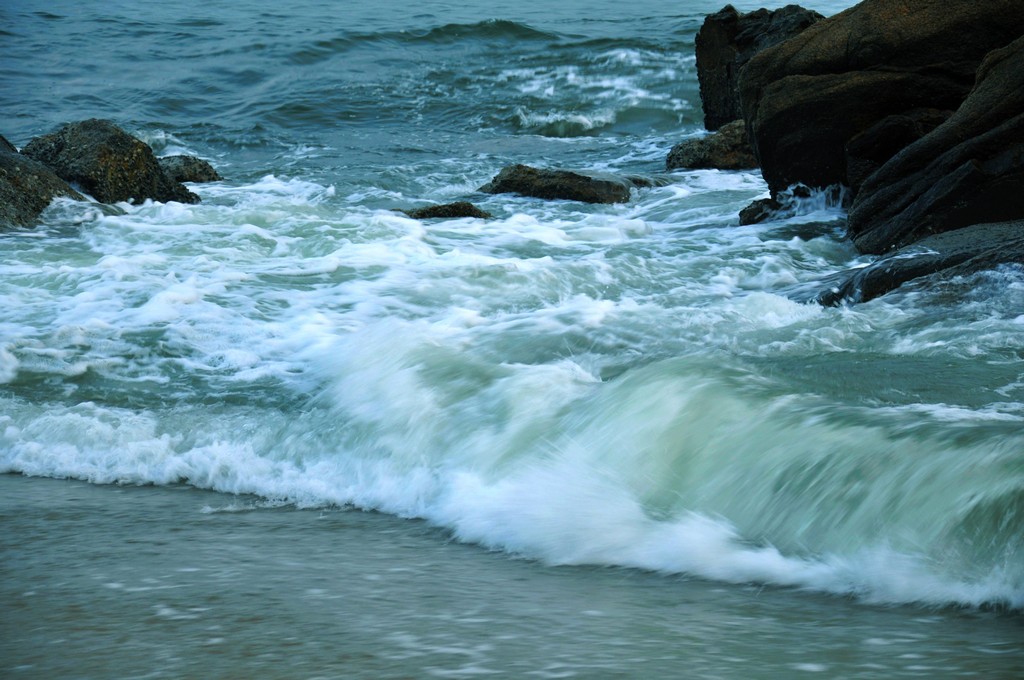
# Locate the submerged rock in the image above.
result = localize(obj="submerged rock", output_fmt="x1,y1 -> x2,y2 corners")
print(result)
738,197 -> 781,226
848,35 -> 1024,254
813,221 -> 1024,305
0,143 -> 84,228
666,119 -> 757,171
695,4 -> 823,132
22,119 -> 199,205
479,164 -> 632,204
158,155 -> 222,183
738,0 -> 1024,196
400,201 -> 492,220
736,183 -> 833,225
622,174 -> 675,189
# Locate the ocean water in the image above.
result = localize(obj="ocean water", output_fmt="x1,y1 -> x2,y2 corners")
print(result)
2,0 -> 1023,677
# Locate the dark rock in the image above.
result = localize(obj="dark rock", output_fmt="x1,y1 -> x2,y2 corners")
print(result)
0,134 -> 18,155
400,201 -> 492,220
738,197 -> 781,225
738,0 -> 1024,196
848,35 -> 1024,254
666,120 -> 757,171
158,155 -> 222,183
695,4 -> 823,131
22,119 -> 199,205
813,221 -> 1024,305
736,183 -> 838,225
844,108 -> 952,195
0,145 -> 84,228
479,164 -> 632,204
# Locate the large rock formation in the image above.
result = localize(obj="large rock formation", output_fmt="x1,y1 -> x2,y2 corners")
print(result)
666,120 -> 757,171
843,108 -> 952,196
480,164 -> 632,204
848,35 -> 1024,253
695,4 -> 823,132
22,119 -> 199,205
738,0 -> 1024,197
0,142 -> 84,228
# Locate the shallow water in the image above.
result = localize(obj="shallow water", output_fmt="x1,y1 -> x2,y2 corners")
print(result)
4,476 -> 1022,679
2,0 -> 1024,675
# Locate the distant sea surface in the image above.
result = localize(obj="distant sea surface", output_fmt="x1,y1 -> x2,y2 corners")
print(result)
2,1 -> 1022,677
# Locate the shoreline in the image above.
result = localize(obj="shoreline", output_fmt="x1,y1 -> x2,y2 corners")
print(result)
3,473 -> 1023,678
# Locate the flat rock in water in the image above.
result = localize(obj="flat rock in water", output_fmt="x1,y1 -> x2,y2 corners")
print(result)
666,120 -> 757,171
158,155 -> 222,183
622,174 -> 674,189
479,164 -> 632,204
400,201 -> 492,219
0,144 -> 84,228
22,119 -> 199,205
811,221 -> 1024,305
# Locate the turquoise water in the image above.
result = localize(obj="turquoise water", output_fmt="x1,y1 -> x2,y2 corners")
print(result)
2,0 -> 1023,676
